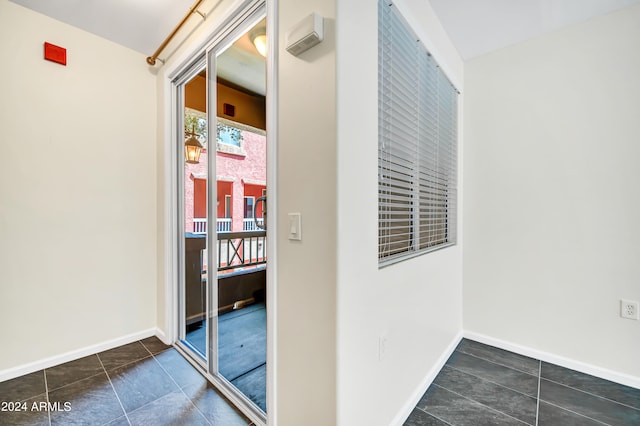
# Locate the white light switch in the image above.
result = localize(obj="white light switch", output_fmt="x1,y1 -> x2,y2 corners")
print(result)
288,213 -> 302,241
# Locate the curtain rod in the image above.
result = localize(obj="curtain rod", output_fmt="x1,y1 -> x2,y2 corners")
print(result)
146,0 -> 206,66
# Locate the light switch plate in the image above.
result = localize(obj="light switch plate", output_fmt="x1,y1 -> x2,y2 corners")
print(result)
288,213 -> 301,241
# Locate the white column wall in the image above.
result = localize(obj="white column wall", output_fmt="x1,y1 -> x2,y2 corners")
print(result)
336,0 -> 464,424
276,0 -> 338,424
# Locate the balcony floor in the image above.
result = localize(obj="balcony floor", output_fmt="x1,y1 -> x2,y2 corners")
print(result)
185,303 -> 266,412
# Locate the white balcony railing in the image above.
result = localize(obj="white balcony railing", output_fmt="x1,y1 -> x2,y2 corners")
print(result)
217,218 -> 232,232
243,218 -> 264,231
193,218 -> 206,234
193,218 -> 232,234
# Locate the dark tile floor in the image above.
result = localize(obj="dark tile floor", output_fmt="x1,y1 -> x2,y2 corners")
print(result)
406,339 -> 640,426
0,337 -> 251,426
5,336 -> 639,425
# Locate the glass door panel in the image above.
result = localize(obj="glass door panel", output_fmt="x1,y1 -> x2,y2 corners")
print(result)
181,66 -> 209,361
213,17 -> 267,413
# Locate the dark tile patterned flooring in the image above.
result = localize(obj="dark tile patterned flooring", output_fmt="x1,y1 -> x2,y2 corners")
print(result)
406,339 -> 640,426
4,337 -> 639,425
0,337 -> 250,426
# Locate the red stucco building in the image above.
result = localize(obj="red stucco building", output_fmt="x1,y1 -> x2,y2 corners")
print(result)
184,121 -> 266,234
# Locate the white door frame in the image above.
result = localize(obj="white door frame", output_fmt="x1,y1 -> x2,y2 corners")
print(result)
160,0 -> 278,424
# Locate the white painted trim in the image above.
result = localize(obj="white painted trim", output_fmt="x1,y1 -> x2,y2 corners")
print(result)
217,175 -> 236,182
163,71 -> 179,345
164,0 -> 250,80
154,327 -> 171,345
0,329 -> 157,382
390,331 -> 463,426
464,331 -> 640,390
242,178 -> 266,186
265,0 -> 278,423
219,116 -> 266,136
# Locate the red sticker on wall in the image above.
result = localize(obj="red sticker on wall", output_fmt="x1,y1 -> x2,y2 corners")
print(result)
44,42 -> 66,66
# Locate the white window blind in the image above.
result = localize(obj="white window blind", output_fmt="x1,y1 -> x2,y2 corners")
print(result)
378,0 -> 458,266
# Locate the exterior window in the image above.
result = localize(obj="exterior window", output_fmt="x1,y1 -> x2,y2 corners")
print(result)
378,0 -> 458,266
244,196 -> 255,218
215,117 -> 247,156
218,124 -> 242,147
225,195 -> 231,218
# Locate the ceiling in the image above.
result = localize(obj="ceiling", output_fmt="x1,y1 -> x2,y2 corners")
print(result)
217,20 -> 266,96
429,0 -> 640,60
9,0 -> 640,64
9,0 -> 267,95
9,0 -> 195,55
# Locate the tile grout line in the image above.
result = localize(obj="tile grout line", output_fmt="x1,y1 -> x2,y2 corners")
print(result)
535,361 -> 541,426
458,347 -> 640,416
539,376 -> 640,413
425,342 -> 636,426
96,353 -> 132,426
539,400 -> 611,426
431,383 -> 533,425
471,346 -> 640,413
46,370 -> 105,394
444,364 -> 538,400
100,352 -> 155,374
415,405 -> 454,426
122,386 -> 210,425
170,344 -> 255,425
43,370 -> 52,426
456,349 -> 539,377
146,345 -> 215,426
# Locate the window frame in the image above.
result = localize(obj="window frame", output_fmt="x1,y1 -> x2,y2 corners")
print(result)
244,196 -> 255,219
378,0 -> 459,267
224,194 -> 232,218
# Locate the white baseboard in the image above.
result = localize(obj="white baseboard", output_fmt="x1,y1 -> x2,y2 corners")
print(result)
464,331 -> 640,390
0,328 -> 158,383
154,327 -> 171,345
391,330 -> 464,426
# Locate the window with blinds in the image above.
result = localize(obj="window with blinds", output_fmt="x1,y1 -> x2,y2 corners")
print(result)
378,0 -> 458,266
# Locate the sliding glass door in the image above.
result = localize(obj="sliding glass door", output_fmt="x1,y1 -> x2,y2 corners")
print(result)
174,2 -> 267,422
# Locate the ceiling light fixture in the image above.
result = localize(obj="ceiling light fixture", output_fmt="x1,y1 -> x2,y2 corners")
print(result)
250,26 -> 267,57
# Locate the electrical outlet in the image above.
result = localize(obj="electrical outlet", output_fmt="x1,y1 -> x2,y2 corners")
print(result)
620,299 -> 639,320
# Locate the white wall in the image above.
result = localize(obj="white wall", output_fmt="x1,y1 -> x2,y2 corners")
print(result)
276,0 -> 337,424
0,2 -> 157,375
464,4 -> 640,380
336,1 -> 464,425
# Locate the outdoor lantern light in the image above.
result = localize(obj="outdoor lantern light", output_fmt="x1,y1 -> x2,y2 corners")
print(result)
185,128 -> 204,164
250,26 -> 267,57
